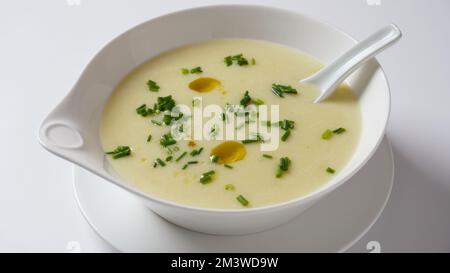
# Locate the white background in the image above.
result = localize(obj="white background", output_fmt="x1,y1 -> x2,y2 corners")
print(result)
1,0 -> 449,252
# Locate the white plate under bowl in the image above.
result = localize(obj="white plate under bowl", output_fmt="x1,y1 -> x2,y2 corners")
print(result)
73,137 -> 394,252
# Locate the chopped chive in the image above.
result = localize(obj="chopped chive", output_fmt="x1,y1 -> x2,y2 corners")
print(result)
237,57 -> 248,66
105,146 -> 131,159
162,114 -> 172,125
240,90 -> 252,106
242,139 -> 259,144
224,56 -> 233,66
262,154 -> 273,159
281,130 -> 291,142
161,112 -> 183,126
136,104 -> 154,117
152,103 -> 160,114
136,104 -> 147,116
242,134 -> 263,144
188,160 -> 198,164
160,133 -> 176,147
225,184 -> 235,191
136,104 -> 145,111
146,80 -> 160,92
182,164 -> 188,170
271,85 -> 284,97
321,129 -> 333,140
279,119 -> 295,130
190,66 -> 203,74
271,83 -> 298,98
156,95 -> 176,111
236,195 -> 249,206
190,147 -> 203,156
224,164 -> 233,169
199,170 -> 215,184
275,167 -> 283,178
181,68 -> 189,75
151,120 -> 162,126
224,53 -> 249,66
221,112 -> 226,121
253,98 -> 264,105
333,127 -> 346,134
321,127 -> 348,140
326,167 -> 336,174
104,147 -> 126,155
203,170 -> 215,176
155,158 -> 166,167
200,176 -> 212,184
210,155 -> 219,163
165,156 -> 173,162
239,91 -> 265,106
176,151 -> 187,162
146,134 -> 152,142
111,150 -> 131,159
279,157 -> 290,171
276,157 -> 291,178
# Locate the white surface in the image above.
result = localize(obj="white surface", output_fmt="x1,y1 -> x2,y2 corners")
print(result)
73,138 -> 394,252
0,0 -> 449,252
38,4 -> 392,236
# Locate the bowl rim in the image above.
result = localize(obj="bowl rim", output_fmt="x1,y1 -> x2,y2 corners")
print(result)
40,3 -> 391,214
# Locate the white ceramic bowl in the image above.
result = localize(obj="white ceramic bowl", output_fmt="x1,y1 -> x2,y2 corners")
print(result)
38,5 -> 390,235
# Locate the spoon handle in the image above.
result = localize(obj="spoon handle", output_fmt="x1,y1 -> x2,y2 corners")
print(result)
305,24 -> 402,103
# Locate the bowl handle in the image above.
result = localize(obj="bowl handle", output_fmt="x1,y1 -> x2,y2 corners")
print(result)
38,114 -> 91,169
39,121 -> 84,150
38,93 -> 89,164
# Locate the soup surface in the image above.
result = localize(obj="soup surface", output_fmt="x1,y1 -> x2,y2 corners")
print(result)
101,39 -> 361,209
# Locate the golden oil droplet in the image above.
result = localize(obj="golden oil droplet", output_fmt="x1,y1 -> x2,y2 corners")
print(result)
210,141 -> 246,164
189,77 -> 221,93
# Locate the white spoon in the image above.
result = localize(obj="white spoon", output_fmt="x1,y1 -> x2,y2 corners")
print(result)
300,24 -> 402,103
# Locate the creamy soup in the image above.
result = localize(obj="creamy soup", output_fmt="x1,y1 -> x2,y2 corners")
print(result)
100,39 -> 361,209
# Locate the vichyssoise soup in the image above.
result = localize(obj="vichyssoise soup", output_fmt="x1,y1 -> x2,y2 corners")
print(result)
100,39 -> 361,209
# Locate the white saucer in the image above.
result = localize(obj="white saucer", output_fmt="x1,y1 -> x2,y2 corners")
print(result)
73,137 -> 394,252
